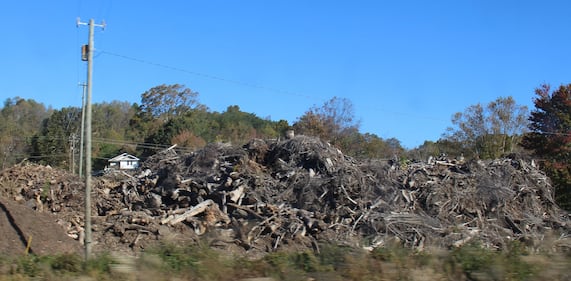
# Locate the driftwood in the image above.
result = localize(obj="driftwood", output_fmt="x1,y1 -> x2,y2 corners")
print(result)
160,199 -> 229,226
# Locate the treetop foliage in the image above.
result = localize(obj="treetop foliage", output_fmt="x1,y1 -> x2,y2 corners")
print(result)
293,96 -> 360,142
0,97 -> 50,169
444,96 -> 529,159
4,83 -> 571,210
521,84 -> 571,209
291,97 -> 405,158
139,84 -> 205,121
0,86 -> 396,169
522,84 -> 571,160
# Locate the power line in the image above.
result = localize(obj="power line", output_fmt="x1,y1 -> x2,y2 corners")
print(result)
527,130 -> 571,137
97,50 -> 460,124
97,50 -> 320,101
92,137 -> 196,153
0,135 -> 195,153
90,136 -> 183,155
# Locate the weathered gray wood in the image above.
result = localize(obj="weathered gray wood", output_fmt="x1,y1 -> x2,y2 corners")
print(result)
161,199 -> 215,225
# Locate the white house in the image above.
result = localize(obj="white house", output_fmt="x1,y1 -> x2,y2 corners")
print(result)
108,153 -> 140,170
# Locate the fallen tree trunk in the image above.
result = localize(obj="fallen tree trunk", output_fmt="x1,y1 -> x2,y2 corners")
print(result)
161,199 -> 216,226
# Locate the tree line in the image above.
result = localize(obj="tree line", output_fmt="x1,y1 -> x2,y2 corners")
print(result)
1,83 -> 570,209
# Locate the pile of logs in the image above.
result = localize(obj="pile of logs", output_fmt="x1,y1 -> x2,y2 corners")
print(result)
0,136 -> 570,256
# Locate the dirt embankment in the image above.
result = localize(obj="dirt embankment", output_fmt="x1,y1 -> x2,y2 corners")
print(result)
0,196 -> 81,256
0,136 -> 569,257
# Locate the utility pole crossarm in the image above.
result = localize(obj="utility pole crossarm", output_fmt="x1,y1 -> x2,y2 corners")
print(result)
77,17 -> 106,29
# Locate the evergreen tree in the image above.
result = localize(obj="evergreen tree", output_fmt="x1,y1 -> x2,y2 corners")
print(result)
32,107 -> 81,169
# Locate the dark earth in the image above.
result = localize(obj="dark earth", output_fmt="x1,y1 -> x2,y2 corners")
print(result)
0,197 -> 81,256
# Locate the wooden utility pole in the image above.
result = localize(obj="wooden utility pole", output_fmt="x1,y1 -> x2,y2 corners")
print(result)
77,18 -> 105,260
78,83 -> 87,178
69,133 -> 78,173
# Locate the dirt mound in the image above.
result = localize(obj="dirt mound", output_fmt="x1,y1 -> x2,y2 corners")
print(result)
0,164 -> 83,256
0,197 -> 81,256
0,136 -> 570,257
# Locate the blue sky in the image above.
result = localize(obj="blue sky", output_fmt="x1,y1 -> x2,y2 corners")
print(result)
1,1 -> 570,148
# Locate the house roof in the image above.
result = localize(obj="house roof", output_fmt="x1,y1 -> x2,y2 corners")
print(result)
108,153 -> 140,162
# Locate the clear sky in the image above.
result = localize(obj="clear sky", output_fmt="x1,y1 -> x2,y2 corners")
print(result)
1,1 -> 570,148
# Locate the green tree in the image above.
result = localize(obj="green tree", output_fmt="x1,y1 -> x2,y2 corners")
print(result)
216,105 -> 277,143
92,101 -> 135,139
0,97 -> 50,168
445,96 -> 528,159
344,133 -> 405,159
488,96 -> 529,154
143,104 -> 286,155
143,110 -> 212,155
273,119 -> 291,139
521,84 -> 571,209
140,84 -> 204,122
384,137 -> 405,159
134,84 -> 208,155
335,127 -> 364,156
32,107 -> 81,169
91,101 -> 138,169
128,103 -> 163,143
407,139 -> 464,161
360,133 -> 390,158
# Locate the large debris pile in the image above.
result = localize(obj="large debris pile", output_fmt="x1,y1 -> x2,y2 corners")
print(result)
1,136 -> 570,256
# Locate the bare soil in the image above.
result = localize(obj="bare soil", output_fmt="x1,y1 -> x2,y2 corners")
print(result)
0,197 -> 81,256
